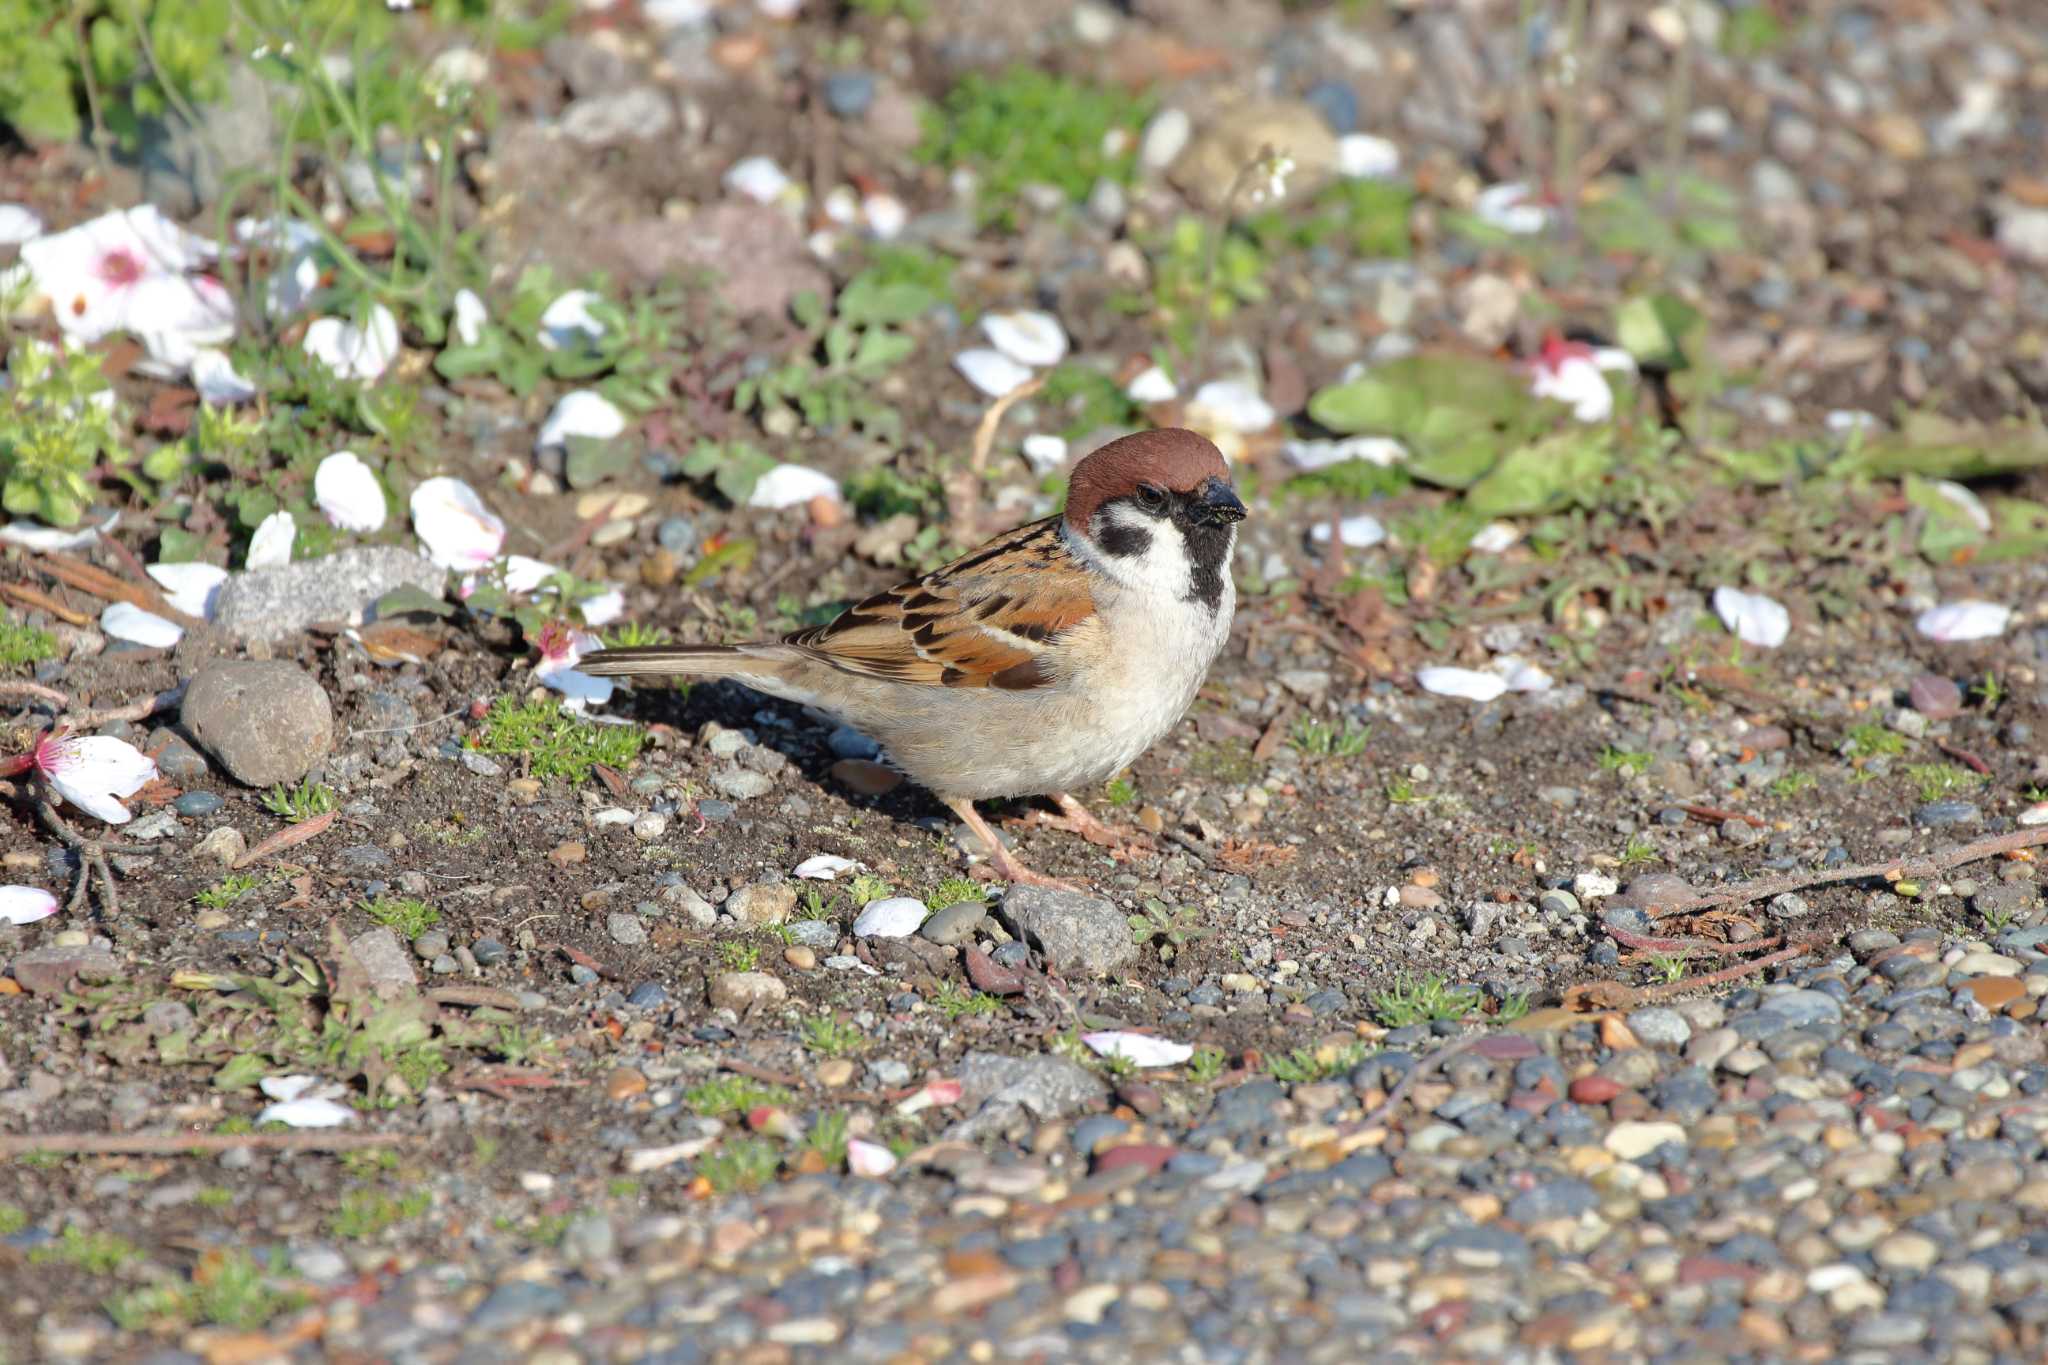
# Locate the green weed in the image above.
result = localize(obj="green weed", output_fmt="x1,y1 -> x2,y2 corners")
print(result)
1843,723 -> 1907,760
1904,762 -> 1985,803
718,941 -> 761,972
918,66 -> 1153,223
1767,771 -> 1817,799
1185,1046 -> 1225,1085
1267,1042 -> 1368,1083
194,874 -> 262,910
1370,976 -> 1480,1029
801,1014 -> 863,1057
363,896 -> 438,941
261,778 -> 335,824
683,1075 -> 790,1118
931,981 -> 1001,1018
471,697 -> 645,783
28,1225 -> 142,1274
1599,747 -> 1653,777
699,1137 -> 780,1193
0,621 -> 58,672
327,1189 -> 431,1241
0,340 -> 130,526
1291,714 -> 1370,758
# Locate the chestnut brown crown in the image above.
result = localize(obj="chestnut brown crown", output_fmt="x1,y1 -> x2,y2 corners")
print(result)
1062,428 -> 1233,531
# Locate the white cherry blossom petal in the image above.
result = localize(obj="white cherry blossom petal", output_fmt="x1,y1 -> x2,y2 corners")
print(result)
0,204 -> 43,245
795,855 -> 860,880
579,588 -> 625,627
980,310 -> 1068,368
1530,352 -> 1614,423
146,562 -> 228,620
0,513 -> 115,552
1284,436 -> 1408,471
1188,379 -> 1276,434
501,555 -> 563,594
1916,601 -> 2011,642
1499,659 -> 1554,693
1825,409 -> 1880,432
852,896 -> 926,938
536,289 -> 606,351
1125,365 -> 1179,403
190,347 -> 258,404
724,155 -> 793,204
846,1138 -> 898,1178
302,304 -> 400,382
1336,134 -> 1401,179
748,464 -> 841,509
1416,666 -> 1508,703
1469,522 -> 1521,554
257,1076 -> 356,1128
0,886 -> 59,925
536,389 -> 627,452
411,477 -> 506,570
1932,480 -> 1992,532
1712,587 -> 1790,648
314,450 -> 388,533
1020,433 -> 1068,476
862,193 -> 907,239
247,510 -> 296,569
1082,1031 -> 1194,1068
451,288 -> 488,346
1309,514 -> 1387,548
1474,181 -> 1552,235
953,348 -> 1034,398
101,601 -> 184,648
40,734 -> 157,824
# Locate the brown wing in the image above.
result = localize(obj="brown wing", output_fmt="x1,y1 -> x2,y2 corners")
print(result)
784,517 -> 1094,690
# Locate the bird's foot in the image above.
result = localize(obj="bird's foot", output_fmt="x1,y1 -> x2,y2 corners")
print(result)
947,796 -> 1083,892
1007,792 -> 1156,860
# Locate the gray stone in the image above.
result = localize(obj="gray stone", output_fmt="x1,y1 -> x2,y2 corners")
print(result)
999,884 -> 1135,975
138,64 -> 280,217
954,1051 -> 1108,1123
182,661 -> 334,788
785,919 -> 838,950
1626,1007 -> 1693,1048
661,882 -> 717,927
1915,800 -> 1980,827
347,928 -> 417,998
712,768 -> 774,800
608,912 -> 648,946
920,900 -> 987,947
823,70 -> 876,119
1758,988 -> 1842,1030
8,944 -> 122,996
212,546 -> 445,643
709,971 -> 787,1010
724,882 -> 795,926
560,86 -> 674,146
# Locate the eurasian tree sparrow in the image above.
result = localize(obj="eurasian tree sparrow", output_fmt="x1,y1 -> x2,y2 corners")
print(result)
581,428 -> 1246,886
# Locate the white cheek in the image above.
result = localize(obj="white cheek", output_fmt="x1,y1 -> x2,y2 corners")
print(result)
1092,505 -> 1192,598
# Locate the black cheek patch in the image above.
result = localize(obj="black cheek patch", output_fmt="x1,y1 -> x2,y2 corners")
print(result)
1095,521 -> 1153,559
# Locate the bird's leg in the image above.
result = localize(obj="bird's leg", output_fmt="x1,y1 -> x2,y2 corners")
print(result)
1007,792 -> 1157,856
944,797 -> 1078,890
33,796 -> 129,917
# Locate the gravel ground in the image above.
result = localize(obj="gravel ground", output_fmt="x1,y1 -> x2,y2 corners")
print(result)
6,1 -> 2048,1361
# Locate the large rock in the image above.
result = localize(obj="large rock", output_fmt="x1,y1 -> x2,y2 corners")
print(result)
946,1050 -> 1109,1140
1171,100 -> 1338,216
212,546 -> 444,643
182,660 -> 334,787
999,885 -> 1136,976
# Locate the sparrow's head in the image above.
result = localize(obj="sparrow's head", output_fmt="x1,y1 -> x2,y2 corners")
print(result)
1063,428 -> 1244,609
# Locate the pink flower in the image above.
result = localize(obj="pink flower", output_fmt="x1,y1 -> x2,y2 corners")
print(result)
18,732 -> 159,824
1529,332 -> 1635,423
533,621 -> 614,709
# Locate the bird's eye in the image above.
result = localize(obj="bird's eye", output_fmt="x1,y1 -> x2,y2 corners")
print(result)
1133,483 -> 1168,514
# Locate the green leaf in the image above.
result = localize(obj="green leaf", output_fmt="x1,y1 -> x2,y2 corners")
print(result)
837,275 -> 934,326
1615,293 -> 1700,371
684,537 -> 757,587
1904,474 -> 1988,563
372,585 -> 454,619
852,327 -> 915,374
791,290 -> 827,330
1982,496 -> 2048,562
1466,430 -> 1615,516
212,1053 -> 268,1092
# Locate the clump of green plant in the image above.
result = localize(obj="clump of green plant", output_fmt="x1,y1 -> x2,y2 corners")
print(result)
918,66 -> 1154,222
1649,953 -> 1687,985
363,895 -> 438,941
327,1188 -> 431,1241
804,1111 -> 850,1168
1619,836 -> 1660,866
0,340 -> 130,526
1370,975 -> 1480,1029
931,980 -> 1001,1018
106,1249 -> 305,1333
718,941 -> 761,972
1495,991 -> 1533,1023
1904,762 -> 1986,803
1384,777 -> 1423,805
194,874 -> 262,910
1127,898 -> 1212,961
1767,770 -> 1817,800
1134,217 -> 1270,352
735,265 -> 934,444
0,0 -> 231,147
436,267 -> 680,412
927,876 -> 984,910
0,621 -> 59,673
801,1014 -> 863,1057
1185,1045 -> 1225,1085
846,874 -> 892,908
0,1205 -> 26,1236
1290,714 -> 1370,758
1267,1041 -> 1369,1083
1843,723 -> 1907,760
1102,777 -> 1138,807
684,1074 -> 789,1118
27,1224 -> 141,1274
471,697 -> 644,782
1250,178 -> 1415,259
261,778 -> 335,824
698,1137 -> 780,1193
1039,363 -> 1140,441
1599,747 -> 1653,777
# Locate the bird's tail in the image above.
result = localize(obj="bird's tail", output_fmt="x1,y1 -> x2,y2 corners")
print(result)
578,643 -> 785,679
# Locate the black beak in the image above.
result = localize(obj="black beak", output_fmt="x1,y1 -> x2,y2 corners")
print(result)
1193,476 -> 1247,526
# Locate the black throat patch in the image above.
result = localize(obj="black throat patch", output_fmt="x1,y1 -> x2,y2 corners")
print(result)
1179,521 -> 1232,612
